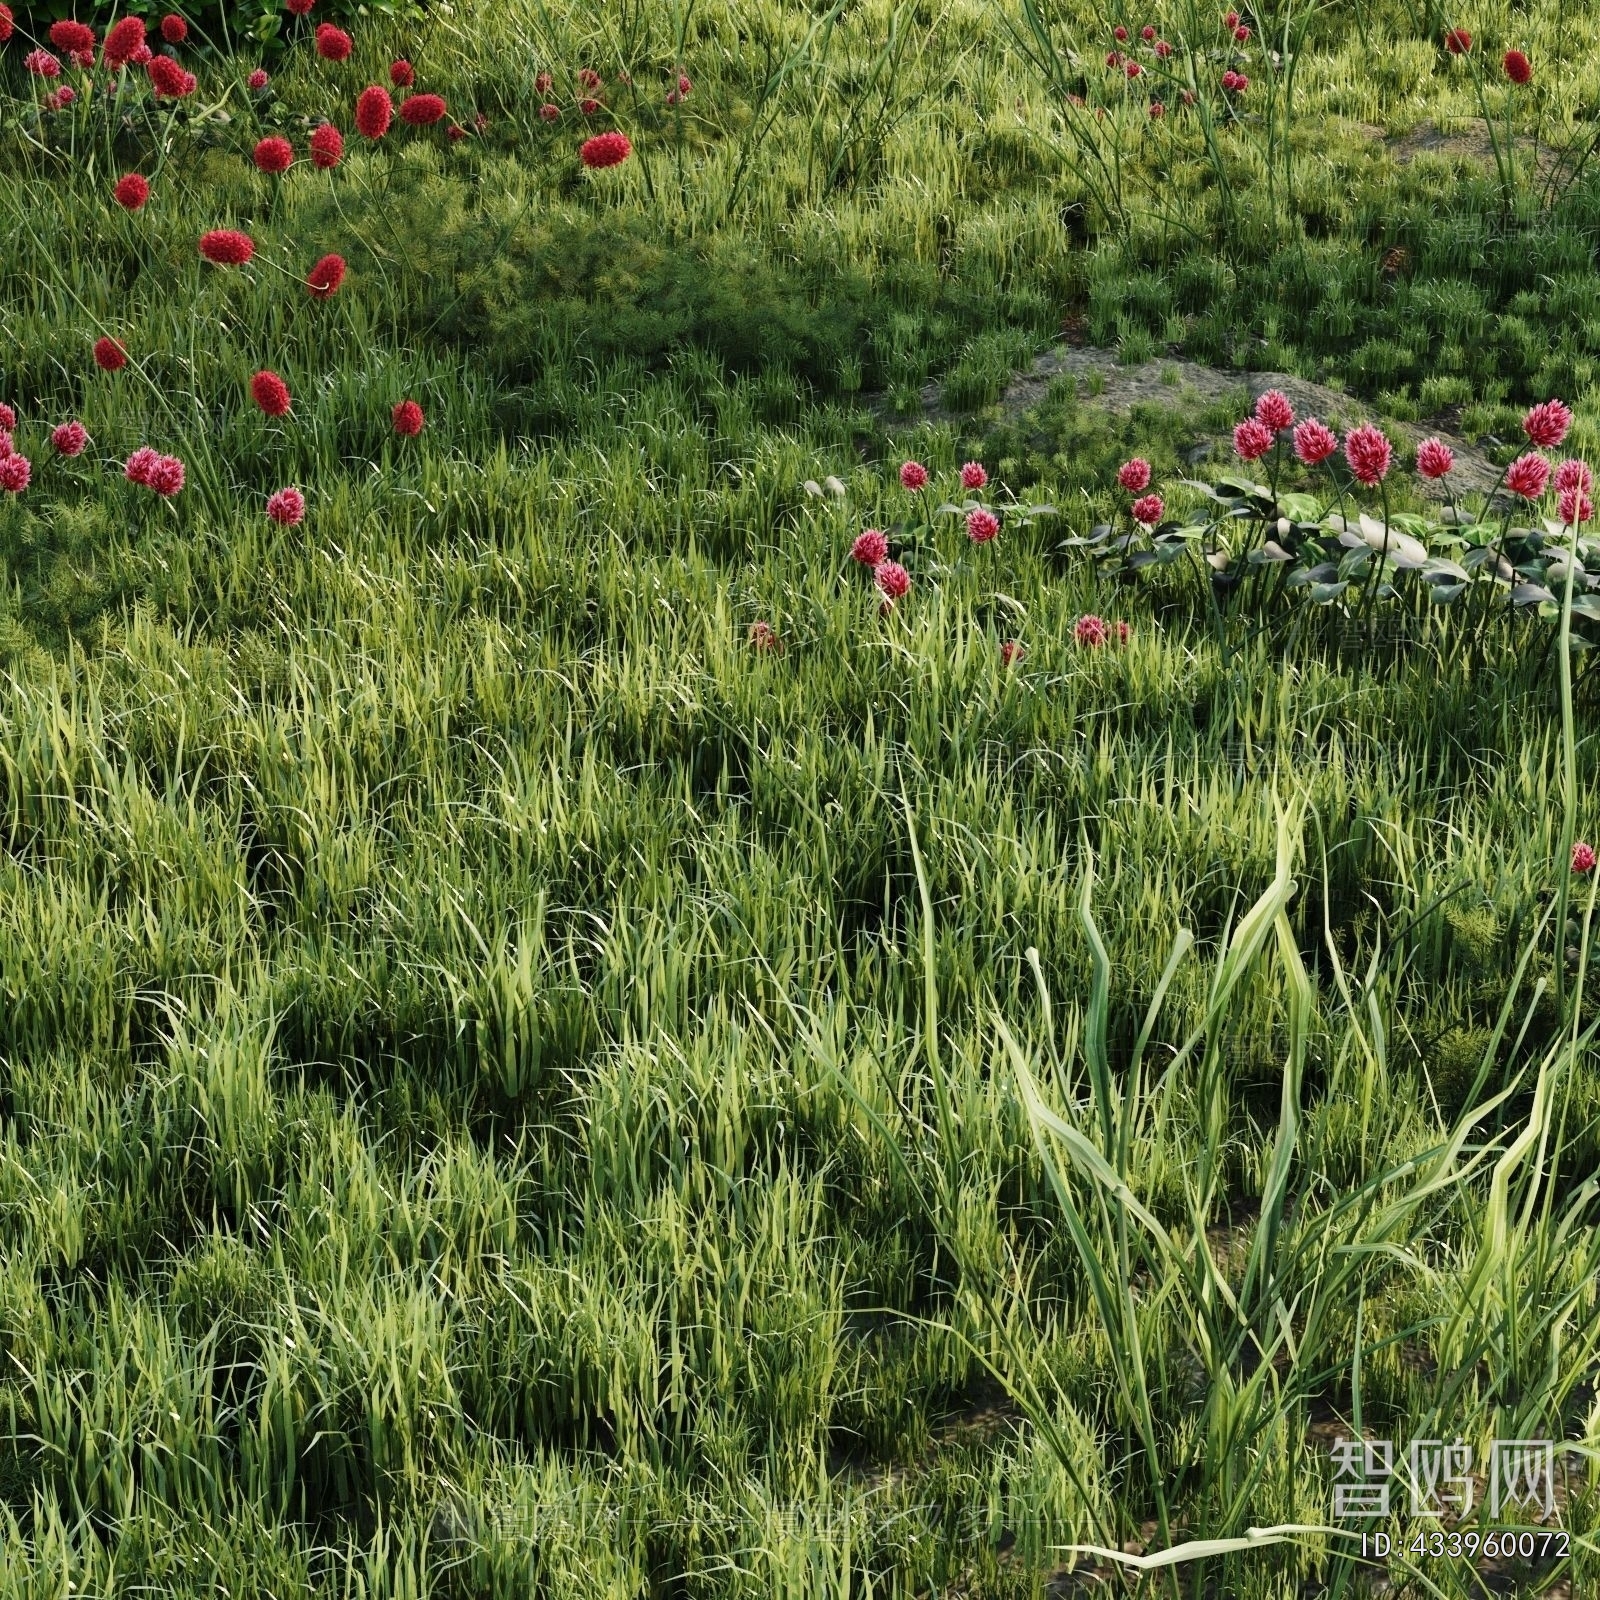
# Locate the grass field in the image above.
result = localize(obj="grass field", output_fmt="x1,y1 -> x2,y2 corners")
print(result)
3,0 -> 1600,1595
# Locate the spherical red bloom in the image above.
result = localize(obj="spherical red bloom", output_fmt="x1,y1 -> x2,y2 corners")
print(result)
578,96 -> 602,114
1233,418 -> 1274,461
0,429 -> 13,459
967,508 -> 1000,543
399,92 -> 447,125
124,446 -> 160,484
1117,457 -> 1152,493
747,620 -> 780,652
315,23 -> 352,60
267,487 -> 306,525
49,20 -> 96,53
678,74 -> 692,94
392,398 -> 424,436
44,87 -> 75,112
1106,51 -> 1122,67
960,461 -> 988,489
356,84 -> 393,137
1225,10 -> 1240,26
51,421 -> 88,457
306,253 -> 346,298
94,336 -> 128,372
1522,398 -> 1573,449
899,460 -> 928,491
1292,417 -> 1337,464
1125,59 -> 1143,78
1181,87 -> 1196,104
851,528 -> 889,566
389,58 -> 414,87
1140,24 -> 1156,41
147,54 -> 195,96
102,15 -> 146,64
1505,452 -> 1550,500
580,131 -> 631,168
1116,620 -> 1132,644
0,454 -> 30,493
0,4 -> 13,44
874,560 -> 910,600
447,123 -> 467,142
114,172 -> 150,209
535,72 -> 552,93
250,369 -> 291,416
1554,458 -> 1592,495
1075,613 -> 1109,647
285,0 -> 314,14
253,135 -> 294,173
199,228 -> 255,265
1560,487 -> 1594,527
128,41 -> 153,66
1148,100 -> 1165,118
1254,388 -> 1294,431
1503,49 -> 1531,85
248,68 -> 270,90
474,111 -> 488,131
1573,841 -> 1596,874
1415,437 -> 1454,479
539,102 -> 559,121
1444,28 -> 1471,54
579,67 -> 602,89
0,405 -> 14,432
1112,24 -> 1128,41
27,49 -> 62,77
1000,639 -> 1025,667
1234,24 -> 1251,40
148,454 -> 185,496
1131,493 -> 1164,525
310,123 -> 343,167
159,13 -> 186,43
1154,37 -> 1173,56
1343,422 -> 1391,486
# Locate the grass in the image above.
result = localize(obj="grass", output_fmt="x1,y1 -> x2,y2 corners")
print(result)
2,0 -> 1600,1595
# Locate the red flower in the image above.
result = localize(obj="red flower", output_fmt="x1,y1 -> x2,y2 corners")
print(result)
1505,452 -> 1550,500
389,58 -> 414,87
125,446 -> 160,484
447,124 -> 467,141
250,370 -> 291,416
0,405 -> 14,432
1573,841 -> 1596,874
147,54 -> 195,96
1075,614 -> 1110,646
678,74 -> 692,94
1444,28 -> 1471,53
1344,423 -> 1392,486
1234,23 -> 1251,39
967,508 -> 1000,543
392,399 -> 424,436
1254,388 -> 1295,431
0,455 -> 30,494
1112,24 -> 1128,41
159,13 -> 187,43
578,96 -> 602,114
747,620 -> 780,652
874,560 -> 910,600
1560,487 -> 1593,527
253,136 -> 294,173
44,87 -> 75,112
960,461 -> 988,489
114,173 -> 151,209
539,103 -> 559,121
248,68 -> 270,90
49,20 -> 96,53
1416,437 -> 1454,478
356,85 -> 393,137
199,228 -> 255,265
306,253 -> 346,298
1148,101 -> 1165,118
285,0 -> 314,14
1106,51 -> 1122,67
315,23 -> 352,60
1523,398 -> 1572,449
102,16 -> 146,65
1125,59 -> 1143,78
1000,640 -> 1025,667
94,336 -> 128,372
535,72 -> 552,93
1117,457 -> 1152,492
310,123 -> 343,167
1155,38 -> 1173,56
1225,9 -> 1239,26
1292,417 -> 1337,464
27,49 -> 62,77
1116,620 -> 1131,644
399,92 -> 447,125
1233,418 -> 1274,461
579,67 -> 602,89
51,421 -> 87,456
579,131 -> 631,168
0,5 -> 14,44
1140,24 -> 1156,40
899,460 -> 928,490
267,487 -> 306,525
1131,493 -> 1164,525
1554,459 -> 1592,494
851,528 -> 888,566
148,455 -> 185,496
0,429 -> 12,458
1503,49 -> 1531,84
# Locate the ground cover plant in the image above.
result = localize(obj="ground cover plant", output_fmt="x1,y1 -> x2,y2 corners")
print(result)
3,0 -> 1600,1596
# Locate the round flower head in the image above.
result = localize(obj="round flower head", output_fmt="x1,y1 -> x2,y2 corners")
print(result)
52,421 -> 88,456
1112,24 -> 1128,40
315,23 -> 352,61
0,4 -> 12,43
578,97 -> 603,114
1523,398 -> 1573,449
253,136 -> 294,174
535,72 -> 552,93
1115,620 -> 1132,644
103,16 -> 147,65
44,88 -> 76,112
159,13 -> 187,43
124,446 -> 160,484
1505,452 -> 1550,500
147,455 -> 185,496
874,560 -> 911,600
49,20 -> 95,53
1254,389 -> 1295,431
306,253 -> 346,298
147,54 -> 196,96
579,67 -> 602,89
309,123 -> 343,167
392,399 -> 424,436
1560,487 -> 1594,527
1415,437 -> 1454,479
114,173 -> 150,210
1141,23 -> 1156,40
1234,23 -> 1250,39
579,131 -> 632,168
1574,841 -> 1597,874
1233,418 -> 1274,461
1117,457 -> 1152,493
539,103 -> 560,121
967,508 -> 1000,543
747,620 -> 780,652
678,74 -> 692,94
851,528 -> 889,566
1148,101 -> 1165,118
1125,60 -> 1143,78
899,460 -> 929,491
0,455 -> 30,494
250,370 -> 291,417
1000,640 -> 1026,667
26,50 -> 62,77
399,93 -> 447,125
1075,614 -> 1110,647
1131,493 -> 1164,526
0,405 -> 13,433
1344,422 -> 1392,486
356,85 -> 393,137
1554,459 -> 1593,495
286,0 -> 314,14
0,429 -> 13,458
447,124 -> 467,142
389,59 -> 415,87
1444,28 -> 1471,53
1503,49 -> 1531,84
1225,10 -> 1240,26
267,487 -> 306,525
960,461 -> 988,490
1292,417 -> 1337,465
1155,37 -> 1173,56
1106,51 -> 1122,67
94,336 -> 128,372
248,68 -> 270,90
199,229 -> 255,265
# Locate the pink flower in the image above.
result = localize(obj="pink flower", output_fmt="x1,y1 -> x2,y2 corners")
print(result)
51,421 -> 88,456
960,461 -> 988,489
1117,457 -> 1151,492
147,454 -> 185,496
124,447 -> 160,485
248,68 -> 269,90
0,430 -> 11,459
1344,422 -> 1392,486
1141,24 -> 1156,40
899,460 -> 928,491
1505,452 -> 1550,500
1292,417 -> 1338,465
1523,398 -> 1573,450
1112,24 -> 1128,40
1131,493 -> 1164,525
851,528 -> 889,566
539,103 -> 559,121
1574,841 -> 1596,874
1154,38 -> 1173,57
1148,101 -> 1164,118
1074,614 -> 1110,647
1416,437 -> 1454,479
0,404 -> 16,431
1234,23 -> 1251,40
1254,389 -> 1294,431
0,454 -> 30,493
1115,620 -> 1132,644
266,487 -> 306,525
1559,487 -> 1593,527
874,560 -> 910,600
966,508 -> 1000,543
1000,640 -> 1025,667
748,620 -> 781,652
1233,418 -> 1274,461
1554,459 -> 1593,494
1125,59 -> 1143,78
26,49 -> 62,78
